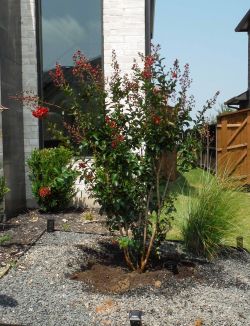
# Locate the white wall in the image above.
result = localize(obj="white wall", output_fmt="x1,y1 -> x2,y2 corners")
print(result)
21,0 -> 39,207
103,0 -> 146,78
73,1 -> 147,208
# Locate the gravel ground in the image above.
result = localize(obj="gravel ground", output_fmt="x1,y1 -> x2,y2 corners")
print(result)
0,231 -> 249,326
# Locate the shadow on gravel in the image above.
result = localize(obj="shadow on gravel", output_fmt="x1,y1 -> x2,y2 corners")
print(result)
0,294 -> 18,307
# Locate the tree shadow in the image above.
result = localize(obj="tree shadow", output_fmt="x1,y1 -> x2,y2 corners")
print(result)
75,241 -> 126,269
0,294 -> 18,307
169,173 -> 197,197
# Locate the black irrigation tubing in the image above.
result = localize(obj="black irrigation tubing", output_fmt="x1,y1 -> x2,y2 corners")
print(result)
21,229 -> 47,254
0,228 -> 112,312
0,323 -> 31,326
1,230 -> 111,252
21,230 -> 113,248
0,229 -> 46,279
54,228 -> 111,237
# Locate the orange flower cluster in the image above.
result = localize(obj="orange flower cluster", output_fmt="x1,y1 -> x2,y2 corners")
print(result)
39,186 -> 51,198
32,106 -> 49,119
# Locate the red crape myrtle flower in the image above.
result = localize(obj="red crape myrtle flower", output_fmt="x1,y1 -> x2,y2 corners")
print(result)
172,71 -> 177,78
143,70 -> 152,80
111,134 -> 125,148
105,116 -> 117,129
32,106 -> 49,119
39,186 -> 51,198
111,140 -> 117,148
79,162 -> 87,169
49,63 -> 65,87
142,55 -> 155,80
152,115 -> 161,125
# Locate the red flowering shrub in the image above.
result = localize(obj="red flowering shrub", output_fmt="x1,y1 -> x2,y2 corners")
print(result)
32,106 -> 49,119
28,147 -> 79,212
25,46 -> 218,271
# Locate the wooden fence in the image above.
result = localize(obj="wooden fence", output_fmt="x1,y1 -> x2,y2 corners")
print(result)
217,108 -> 250,184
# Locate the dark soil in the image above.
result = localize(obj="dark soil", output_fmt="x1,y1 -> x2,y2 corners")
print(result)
0,209 -> 109,268
70,240 -> 198,294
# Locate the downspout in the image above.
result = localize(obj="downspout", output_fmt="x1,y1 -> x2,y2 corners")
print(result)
35,0 -> 44,149
145,0 -> 151,55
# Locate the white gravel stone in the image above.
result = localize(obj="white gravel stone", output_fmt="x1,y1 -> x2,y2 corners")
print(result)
0,231 -> 249,326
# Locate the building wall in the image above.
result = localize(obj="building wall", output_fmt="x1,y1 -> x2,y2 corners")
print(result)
0,0 -> 27,216
0,64 -> 4,181
21,0 -> 39,207
0,0 -> 148,214
103,0 -> 146,77
72,0 -> 147,208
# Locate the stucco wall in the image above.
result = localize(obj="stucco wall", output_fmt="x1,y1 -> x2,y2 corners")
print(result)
103,0 -> 146,78
21,0 -> 39,207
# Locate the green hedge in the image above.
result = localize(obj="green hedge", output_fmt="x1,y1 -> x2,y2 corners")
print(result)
28,147 -> 79,212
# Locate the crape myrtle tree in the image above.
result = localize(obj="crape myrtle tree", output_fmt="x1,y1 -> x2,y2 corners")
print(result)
22,45 -> 218,272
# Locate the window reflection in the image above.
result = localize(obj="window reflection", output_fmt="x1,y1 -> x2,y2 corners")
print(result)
41,0 -> 102,147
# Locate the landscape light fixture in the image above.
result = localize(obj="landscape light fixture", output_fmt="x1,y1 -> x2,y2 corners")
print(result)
47,218 -> 55,232
129,310 -> 142,326
236,236 -> 243,250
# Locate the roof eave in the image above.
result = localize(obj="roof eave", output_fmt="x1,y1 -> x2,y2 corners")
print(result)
235,9 -> 250,32
224,90 -> 249,106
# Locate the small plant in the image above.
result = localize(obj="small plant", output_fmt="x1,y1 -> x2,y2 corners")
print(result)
28,147 -> 79,212
0,234 -> 11,245
182,173 -> 242,258
62,223 -> 70,232
9,260 -> 17,270
0,176 -> 10,203
81,211 -> 94,221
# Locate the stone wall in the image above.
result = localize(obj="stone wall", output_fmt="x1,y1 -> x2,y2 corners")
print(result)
103,0 -> 146,78
73,0 -> 147,208
21,0 -> 39,207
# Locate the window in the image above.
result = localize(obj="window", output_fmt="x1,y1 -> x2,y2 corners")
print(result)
41,0 -> 102,147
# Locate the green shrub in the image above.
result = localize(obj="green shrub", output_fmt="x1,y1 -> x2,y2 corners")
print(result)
0,176 -> 10,203
182,173 -> 242,258
28,147 -> 79,212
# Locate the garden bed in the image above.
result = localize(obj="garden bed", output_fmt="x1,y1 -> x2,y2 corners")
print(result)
0,228 -> 249,325
0,209 -> 108,272
69,240 -> 198,294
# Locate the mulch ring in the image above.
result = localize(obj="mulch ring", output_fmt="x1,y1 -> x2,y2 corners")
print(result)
69,240 -> 200,294
0,208 -> 109,270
